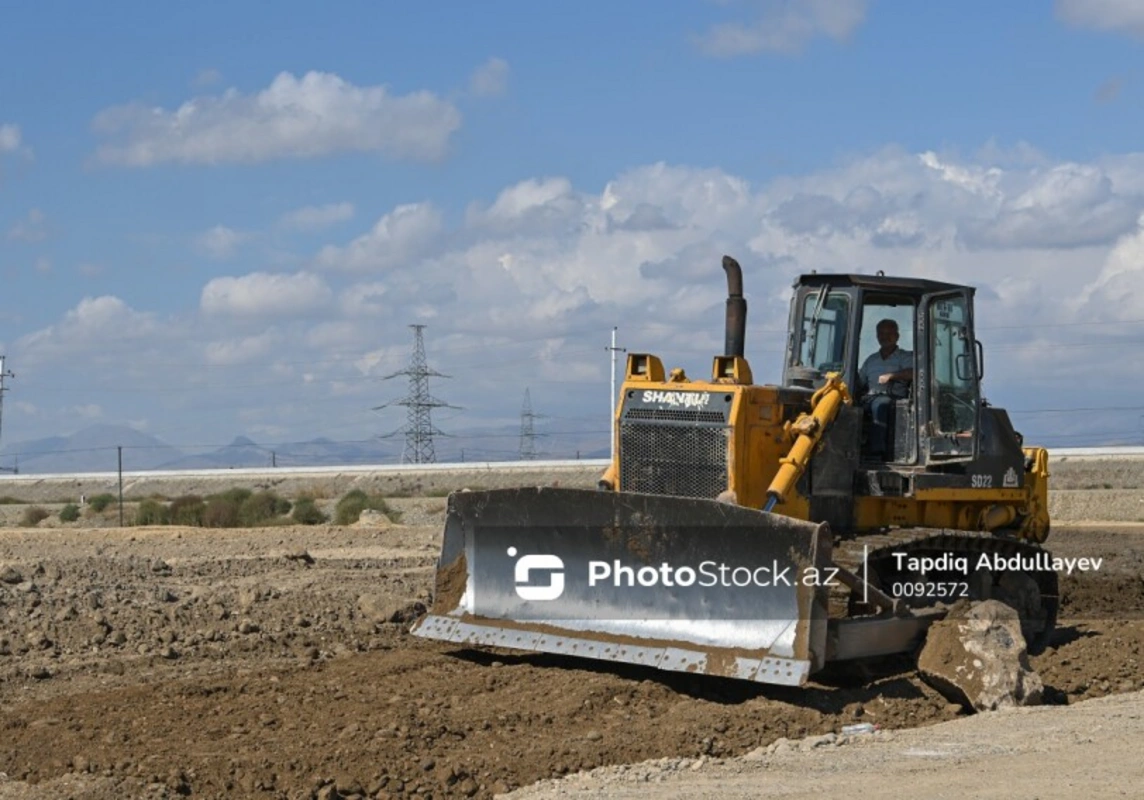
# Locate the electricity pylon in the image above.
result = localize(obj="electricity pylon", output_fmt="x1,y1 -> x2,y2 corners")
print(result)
375,325 -> 458,464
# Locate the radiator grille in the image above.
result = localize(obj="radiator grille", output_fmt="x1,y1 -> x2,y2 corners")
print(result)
623,408 -> 728,424
619,422 -> 729,500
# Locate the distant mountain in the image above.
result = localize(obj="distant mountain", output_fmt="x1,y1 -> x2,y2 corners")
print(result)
430,420 -> 610,463
156,436 -> 401,470
261,437 -> 400,467
0,424 -> 184,474
0,419 -> 610,475
155,436 -> 273,470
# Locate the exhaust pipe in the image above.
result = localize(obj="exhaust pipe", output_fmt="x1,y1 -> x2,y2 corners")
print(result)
723,255 -> 747,358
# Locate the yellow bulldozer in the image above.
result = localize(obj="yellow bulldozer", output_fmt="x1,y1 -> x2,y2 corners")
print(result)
412,256 -> 1057,687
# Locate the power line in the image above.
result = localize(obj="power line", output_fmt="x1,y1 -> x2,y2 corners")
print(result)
1009,405 -> 1144,414
24,347 -> 605,397
19,321 -> 1143,400
519,388 -> 544,460
374,324 -> 459,464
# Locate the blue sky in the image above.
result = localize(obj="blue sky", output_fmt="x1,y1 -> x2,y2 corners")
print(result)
3,0 -> 1144,461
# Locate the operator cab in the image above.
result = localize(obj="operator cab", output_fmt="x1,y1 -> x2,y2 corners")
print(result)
782,273 -> 984,467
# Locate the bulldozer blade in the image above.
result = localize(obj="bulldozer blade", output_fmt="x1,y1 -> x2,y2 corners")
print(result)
410,487 -> 833,687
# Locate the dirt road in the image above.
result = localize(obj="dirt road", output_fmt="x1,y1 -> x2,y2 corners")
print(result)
0,506 -> 1141,799
512,688 -> 1144,799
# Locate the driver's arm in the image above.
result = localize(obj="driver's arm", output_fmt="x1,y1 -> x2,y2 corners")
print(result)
876,353 -> 914,385
878,367 -> 913,383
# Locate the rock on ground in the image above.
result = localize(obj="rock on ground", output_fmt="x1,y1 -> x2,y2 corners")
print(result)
918,599 -> 1044,711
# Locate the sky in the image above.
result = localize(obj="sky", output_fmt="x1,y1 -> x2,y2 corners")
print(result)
3,0 -> 1144,463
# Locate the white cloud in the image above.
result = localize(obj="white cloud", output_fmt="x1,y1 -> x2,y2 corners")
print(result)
756,149 -> 1144,252
279,202 -> 355,232
201,271 -> 332,317
1056,0 -> 1144,38
465,177 -> 586,235
16,143 -> 1144,448
7,209 -> 48,242
339,282 -> 388,317
195,225 -> 247,259
918,151 -> 1003,199
480,177 -> 575,220
469,57 -> 510,97
18,296 -> 160,358
1076,218 -> 1144,320
694,0 -> 867,57
71,404 -> 103,420
306,321 -> 366,351
603,162 -> 757,231
204,330 -> 279,365
34,256 -> 51,274
957,162 -> 1142,249
93,71 -> 463,166
192,68 -> 222,88
12,401 -> 38,417
0,124 -> 21,153
315,202 -> 443,271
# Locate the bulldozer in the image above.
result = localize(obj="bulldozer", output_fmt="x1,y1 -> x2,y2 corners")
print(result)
412,256 -> 1057,687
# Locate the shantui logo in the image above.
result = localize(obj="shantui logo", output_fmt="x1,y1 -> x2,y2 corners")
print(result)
508,547 -> 566,600
641,390 -> 711,409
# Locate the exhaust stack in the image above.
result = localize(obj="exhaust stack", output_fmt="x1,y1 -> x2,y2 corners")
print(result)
723,255 -> 747,358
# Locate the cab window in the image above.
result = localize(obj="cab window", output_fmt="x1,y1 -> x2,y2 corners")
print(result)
857,300 -> 914,366
796,291 -> 849,372
930,295 -> 977,434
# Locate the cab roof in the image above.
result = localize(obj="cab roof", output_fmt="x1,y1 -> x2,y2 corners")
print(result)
793,273 -> 972,295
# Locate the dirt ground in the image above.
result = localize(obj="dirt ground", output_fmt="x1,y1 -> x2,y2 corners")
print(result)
511,688 -> 1144,799
0,492 -> 1141,799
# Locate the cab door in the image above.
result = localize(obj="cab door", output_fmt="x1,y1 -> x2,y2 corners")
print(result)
922,290 -> 980,461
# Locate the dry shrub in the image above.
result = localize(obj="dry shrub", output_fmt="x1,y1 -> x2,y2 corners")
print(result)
202,496 -> 240,528
88,493 -> 117,512
20,506 -> 50,527
169,495 -> 205,526
291,497 -> 327,525
238,491 -> 291,526
334,489 -> 401,525
134,498 -> 169,526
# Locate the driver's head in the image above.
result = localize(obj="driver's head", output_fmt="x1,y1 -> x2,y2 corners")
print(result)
876,319 -> 899,348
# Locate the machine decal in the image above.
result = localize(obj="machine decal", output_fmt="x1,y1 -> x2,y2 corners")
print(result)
970,474 -> 993,488
1003,467 -> 1019,488
641,390 -> 712,409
